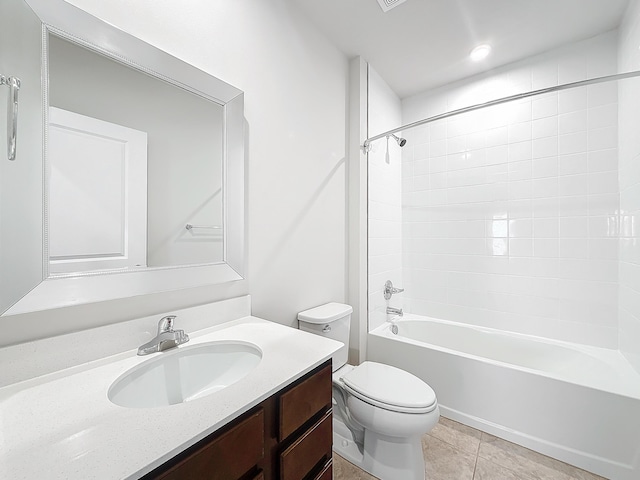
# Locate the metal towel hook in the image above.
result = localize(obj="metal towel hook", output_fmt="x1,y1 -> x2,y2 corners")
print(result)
0,74 -> 21,161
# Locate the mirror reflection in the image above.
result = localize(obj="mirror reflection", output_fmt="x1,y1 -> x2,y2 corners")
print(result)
47,34 -> 224,275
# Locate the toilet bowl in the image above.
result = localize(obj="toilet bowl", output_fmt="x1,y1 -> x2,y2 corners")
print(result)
298,303 -> 440,480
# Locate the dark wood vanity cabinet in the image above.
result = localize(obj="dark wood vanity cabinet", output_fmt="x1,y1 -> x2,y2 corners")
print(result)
142,360 -> 333,480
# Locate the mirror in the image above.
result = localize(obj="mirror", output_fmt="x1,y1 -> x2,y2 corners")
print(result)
47,35 -> 224,273
0,0 -> 245,315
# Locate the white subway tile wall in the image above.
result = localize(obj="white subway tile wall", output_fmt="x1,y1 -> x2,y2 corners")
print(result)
397,32 -> 620,347
618,0 -> 640,374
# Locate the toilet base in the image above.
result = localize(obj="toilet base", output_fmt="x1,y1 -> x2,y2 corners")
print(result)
362,430 -> 425,480
332,417 -> 364,467
332,417 -> 426,480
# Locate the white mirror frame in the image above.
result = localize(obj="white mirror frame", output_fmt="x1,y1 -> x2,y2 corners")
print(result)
5,0 -> 245,315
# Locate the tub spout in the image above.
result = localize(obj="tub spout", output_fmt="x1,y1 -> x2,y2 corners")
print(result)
386,306 -> 403,317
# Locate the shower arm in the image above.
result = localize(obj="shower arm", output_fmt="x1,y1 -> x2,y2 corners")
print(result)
362,69 -> 640,153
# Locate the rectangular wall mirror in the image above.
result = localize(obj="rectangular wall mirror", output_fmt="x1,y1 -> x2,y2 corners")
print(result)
0,0 -> 245,315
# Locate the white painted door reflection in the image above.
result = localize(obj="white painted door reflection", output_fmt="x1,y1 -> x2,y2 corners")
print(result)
48,107 -> 147,274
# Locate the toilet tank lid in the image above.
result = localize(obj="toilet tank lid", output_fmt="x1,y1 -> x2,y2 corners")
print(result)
298,303 -> 353,324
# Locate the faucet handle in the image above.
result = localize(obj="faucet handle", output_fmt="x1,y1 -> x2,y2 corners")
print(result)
157,315 -> 177,334
383,280 -> 404,300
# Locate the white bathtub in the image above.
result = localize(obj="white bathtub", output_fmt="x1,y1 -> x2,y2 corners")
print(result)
368,315 -> 640,480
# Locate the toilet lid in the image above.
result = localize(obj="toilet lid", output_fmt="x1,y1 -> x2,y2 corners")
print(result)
341,361 -> 437,413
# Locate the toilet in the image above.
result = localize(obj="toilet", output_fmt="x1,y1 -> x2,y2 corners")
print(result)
298,303 -> 439,480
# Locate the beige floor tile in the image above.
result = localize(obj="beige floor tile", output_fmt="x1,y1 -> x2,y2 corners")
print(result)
429,417 -> 482,456
478,434 -> 595,480
333,428 -> 606,480
473,456 -> 527,480
423,434 -> 476,480
333,453 -> 379,480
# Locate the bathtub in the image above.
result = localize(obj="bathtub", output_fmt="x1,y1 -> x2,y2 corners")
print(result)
368,315 -> 640,480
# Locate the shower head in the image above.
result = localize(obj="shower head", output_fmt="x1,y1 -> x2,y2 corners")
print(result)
390,133 -> 407,147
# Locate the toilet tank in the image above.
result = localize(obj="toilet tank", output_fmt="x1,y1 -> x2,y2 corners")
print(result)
298,303 -> 352,372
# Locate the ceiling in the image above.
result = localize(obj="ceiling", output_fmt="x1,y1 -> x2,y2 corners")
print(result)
291,0 -> 631,99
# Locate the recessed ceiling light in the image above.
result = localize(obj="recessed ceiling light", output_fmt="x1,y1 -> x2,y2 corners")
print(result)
470,44 -> 492,62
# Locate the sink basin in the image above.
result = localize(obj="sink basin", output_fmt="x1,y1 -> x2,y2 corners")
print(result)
108,341 -> 262,408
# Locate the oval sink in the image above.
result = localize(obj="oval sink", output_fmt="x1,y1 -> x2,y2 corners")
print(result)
108,341 -> 262,408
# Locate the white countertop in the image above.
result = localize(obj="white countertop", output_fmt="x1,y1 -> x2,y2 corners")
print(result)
0,316 -> 341,480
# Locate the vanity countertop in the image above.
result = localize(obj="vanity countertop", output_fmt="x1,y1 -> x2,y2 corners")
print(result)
0,316 -> 341,480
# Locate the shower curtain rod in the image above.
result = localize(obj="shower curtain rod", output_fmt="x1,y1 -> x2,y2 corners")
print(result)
362,69 -> 640,151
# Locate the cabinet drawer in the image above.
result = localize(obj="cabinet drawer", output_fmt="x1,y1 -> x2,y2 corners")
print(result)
313,460 -> 332,480
279,363 -> 332,441
155,408 -> 264,480
280,410 -> 332,480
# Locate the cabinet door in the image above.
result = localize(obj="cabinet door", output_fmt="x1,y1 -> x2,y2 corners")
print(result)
313,461 -> 332,480
153,408 -> 264,480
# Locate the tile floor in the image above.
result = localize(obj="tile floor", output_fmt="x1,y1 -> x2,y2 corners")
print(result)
333,417 -> 607,480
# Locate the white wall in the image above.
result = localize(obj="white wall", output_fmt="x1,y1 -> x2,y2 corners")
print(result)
618,0 -> 640,373
367,66 -> 403,332
398,32 -> 620,347
2,0 -> 348,346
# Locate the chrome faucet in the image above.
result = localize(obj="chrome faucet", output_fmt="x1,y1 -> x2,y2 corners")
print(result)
137,315 -> 190,356
386,306 -> 403,317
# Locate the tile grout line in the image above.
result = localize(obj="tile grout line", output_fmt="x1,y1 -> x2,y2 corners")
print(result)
472,431 -> 482,479
471,452 -> 480,479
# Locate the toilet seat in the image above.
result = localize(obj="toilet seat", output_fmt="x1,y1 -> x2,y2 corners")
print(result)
341,361 -> 437,414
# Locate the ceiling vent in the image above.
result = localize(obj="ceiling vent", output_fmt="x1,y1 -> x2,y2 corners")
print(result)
376,0 -> 408,13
